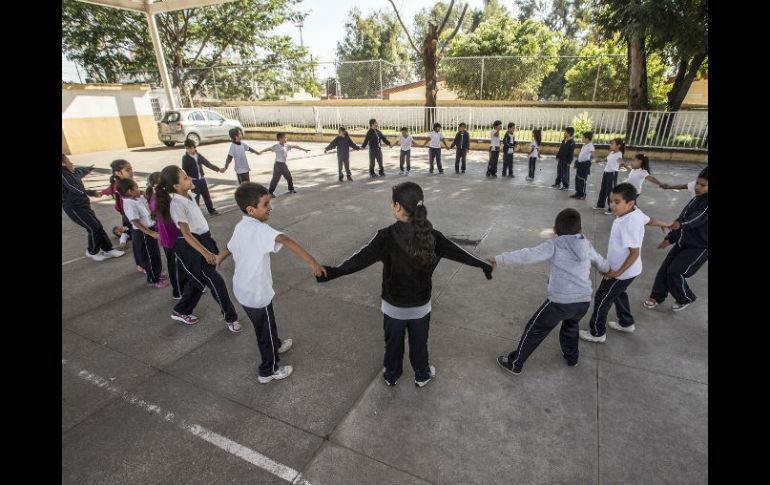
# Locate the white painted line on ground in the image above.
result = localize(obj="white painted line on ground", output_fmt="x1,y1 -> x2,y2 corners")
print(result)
62,256 -> 87,266
63,359 -> 312,485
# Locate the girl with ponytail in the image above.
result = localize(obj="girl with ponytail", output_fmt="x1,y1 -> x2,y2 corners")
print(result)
622,153 -> 666,197
147,171 -> 185,299
316,181 -> 493,388
593,138 -> 625,214
101,159 -> 144,272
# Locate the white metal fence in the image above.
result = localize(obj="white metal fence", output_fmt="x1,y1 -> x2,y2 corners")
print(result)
207,105 -> 708,150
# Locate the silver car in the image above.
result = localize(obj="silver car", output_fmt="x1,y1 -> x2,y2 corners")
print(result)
157,108 -> 243,147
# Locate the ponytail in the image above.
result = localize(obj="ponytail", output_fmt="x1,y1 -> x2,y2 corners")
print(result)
635,153 -> 651,173
392,182 -> 437,266
612,138 -> 626,155
146,172 -> 161,219
155,166 -> 181,223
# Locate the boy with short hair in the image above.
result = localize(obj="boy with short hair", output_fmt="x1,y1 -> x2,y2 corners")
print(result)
396,127 -> 413,175
419,122 -> 451,174
216,182 -> 326,383
222,127 -> 259,183
487,120 -> 503,177
502,122 -> 517,177
182,139 -> 221,215
579,183 -> 670,342
490,208 -> 609,374
450,122 -> 470,174
361,118 -> 392,177
259,132 -> 310,198
571,131 -> 595,200
552,126 -> 575,190
324,126 -> 360,182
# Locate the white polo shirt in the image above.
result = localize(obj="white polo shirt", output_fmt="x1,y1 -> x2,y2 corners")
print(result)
607,207 -> 650,280
271,143 -> 293,163
605,151 -> 622,172
123,196 -> 154,230
398,135 -> 413,151
490,130 -> 501,149
627,168 -> 649,194
427,131 -> 444,148
228,142 -> 252,174
529,140 -> 539,158
577,142 -> 595,162
226,216 -> 284,309
687,181 -> 696,198
170,192 -> 210,235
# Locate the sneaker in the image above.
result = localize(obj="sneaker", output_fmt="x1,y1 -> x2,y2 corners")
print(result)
278,339 -> 293,354
172,293 -> 182,300
201,287 -> 207,294
399,170 -> 405,175
159,273 -> 169,280
561,187 -> 569,191
150,280 -> 170,288
604,209 -> 613,215
383,373 -> 398,386
579,330 -> 606,343
672,302 -> 691,312
226,320 -> 242,333
608,321 -> 635,333
510,174 -> 515,178
85,250 -> 106,262
567,361 -> 579,367
569,194 -> 580,199
405,171 -> 411,176
346,175 -> 353,181
592,206 -> 604,210
289,189 -> 297,194
438,171 -> 444,175
171,311 -> 199,325
526,177 -> 533,181
369,172 -> 377,178
269,193 -> 276,198
379,171 -> 385,177
455,170 -> 460,174
577,195 -> 586,200
339,175 -> 344,182
429,170 -> 434,174
491,174 -> 498,178
551,183 -> 561,189
209,209 -> 220,215
414,365 -> 436,387
497,355 -> 521,375
137,266 -> 146,273
643,298 -> 659,309
102,248 -> 125,258
258,365 -> 293,384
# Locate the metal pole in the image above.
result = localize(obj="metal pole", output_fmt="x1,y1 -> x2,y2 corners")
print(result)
592,53 -> 603,102
145,11 -> 176,110
480,58 -> 485,100
379,59 -> 384,100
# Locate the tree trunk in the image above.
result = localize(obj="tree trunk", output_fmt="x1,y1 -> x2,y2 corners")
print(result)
422,23 -> 439,131
626,31 -> 650,145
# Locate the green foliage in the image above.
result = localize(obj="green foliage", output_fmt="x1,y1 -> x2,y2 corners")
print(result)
571,112 -> 593,135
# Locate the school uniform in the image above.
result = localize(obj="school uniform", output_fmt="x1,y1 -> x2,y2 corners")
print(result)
495,234 -> 609,370
649,194 -> 708,305
361,128 -> 391,176
325,134 -> 360,178
595,151 -> 622,208
502,131 -> 516,177
123,196 -> 163,284
626,168 -> 649,197
227,216 -> 285,377
426,131 -> 445,173
587,207 -> 650,337
527,140 -> 539,179
487,129 -> 501,176
149,194 -> 185,298
104,181 -> 142,267
574,142 -> 595,198
228,141 -> 252,183
61,167 -> 114,255
450,131 -> 470,173
182,152 -> 220,214
317,222 -> 493,384
553,137 -> 575,189
170,192 -> 238,323
267,143 -> 296,195
397,134 -> 413,172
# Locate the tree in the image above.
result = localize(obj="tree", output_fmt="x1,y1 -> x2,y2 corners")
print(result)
443,16 -> 560,100
61,0 -> 313,103
334,8 -> 411,99
516,0 -> 591,38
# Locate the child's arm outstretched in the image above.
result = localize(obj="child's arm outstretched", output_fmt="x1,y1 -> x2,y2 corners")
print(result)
290,144 -> 310,153
644,174 -> 665,188
276,234 -> 326,276
316,231 -> 384,282
221,154 -> 234,173
660,182 -> 689,190
435,232 -> 493,279
324,138 -> 338,154
487,240 -> 555,271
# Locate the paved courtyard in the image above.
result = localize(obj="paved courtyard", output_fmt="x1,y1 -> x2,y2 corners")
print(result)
62,141 -> 707,484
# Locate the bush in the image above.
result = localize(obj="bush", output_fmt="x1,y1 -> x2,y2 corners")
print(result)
571,111 -> 593,136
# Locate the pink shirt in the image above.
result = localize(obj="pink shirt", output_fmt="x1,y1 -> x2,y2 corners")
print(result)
149,194 -> 180,249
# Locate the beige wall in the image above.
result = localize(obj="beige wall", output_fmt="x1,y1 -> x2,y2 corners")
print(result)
683,78 -> 708,106
62,84 -> 158,154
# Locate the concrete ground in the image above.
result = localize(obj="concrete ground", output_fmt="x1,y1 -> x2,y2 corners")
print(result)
62,141 -> 707,485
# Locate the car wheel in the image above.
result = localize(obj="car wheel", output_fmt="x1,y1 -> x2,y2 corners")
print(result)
186,133 -> 201,145
163,141 -> 176,147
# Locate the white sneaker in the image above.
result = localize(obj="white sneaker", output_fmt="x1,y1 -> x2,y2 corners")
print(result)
278,339 -> 293,354
405,171 -> 411,176
399,170 -> 405,175
592,206 -> 604,210
85,250 -> 106,262
102,249 -> 125,258
579,330 -> 606,343
414,365 -> 436,387
258,365 -> 293,384
672,302 -> 691,312
608,321 -> 635,333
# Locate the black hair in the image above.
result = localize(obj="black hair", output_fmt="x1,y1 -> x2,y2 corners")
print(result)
276,132 -> 286,140
338,126 -> 348,136
610,137 -> 626,155
582,131 -> 593,141
634,153 -> 651,173
611,182 -> 638,202
565,126 -> 575,136
61,153 -> 68,163
228,127 -> 243,140
554,208 -> 582,236
154,165 -> 183,223
492,120 -> 502,128
112,226 -> 123,237
369,118 -> 377,126
458,122 -> 466,128
145,171 -> 161,208
507,122 -> 515,129
391,182 -> 437,266
109,159 -> 131,186
184,138 -> 197,149
532,128 -> 542,145
400,126 -> 408,132
433,122 -> 441,130
234,182 -> 270,213
115,177 -> 137,197
698,166 -> 708,180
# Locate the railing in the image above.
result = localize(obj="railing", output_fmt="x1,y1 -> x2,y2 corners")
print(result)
208,105 -> 708,151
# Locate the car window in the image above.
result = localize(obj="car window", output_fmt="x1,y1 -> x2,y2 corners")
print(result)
162,112 -> 180,122
188,111 -> 205,121
205,111 -> 224,122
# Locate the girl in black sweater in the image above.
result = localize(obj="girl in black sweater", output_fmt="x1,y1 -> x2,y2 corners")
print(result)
317,182 -> 493,387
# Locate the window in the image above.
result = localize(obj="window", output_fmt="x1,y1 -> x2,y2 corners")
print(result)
205,111 -> 224,122
162,111 -> 180,122
188,111 -> 205,121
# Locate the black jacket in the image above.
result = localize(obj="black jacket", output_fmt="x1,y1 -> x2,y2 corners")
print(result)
361,128 -> 391,150
666,194 -> 708,248
182,153 -> 220,179
503,132 -> 516,153
450,131 -> 470,151
317,222 -> 492,307
62,167 -> 98,207
556,138 -> 575,163
325,135 -> 361,160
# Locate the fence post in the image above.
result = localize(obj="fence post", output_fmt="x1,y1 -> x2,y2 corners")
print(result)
313,106 -> 322,135
379,59 -> 384,100
592,54 -> 603,102
480,58 -> 485,101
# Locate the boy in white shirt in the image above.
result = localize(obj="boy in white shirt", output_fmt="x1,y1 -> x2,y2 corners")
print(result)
222,127 -> 259,183
571,131 -> 595,200
216,182 -> 326,383
116,178 -> 168,288
579,183 -> 670,343
419,122 -> 450,174
487,120 -> 503,177
396,127 -> 413,175
258,132 -> 310,198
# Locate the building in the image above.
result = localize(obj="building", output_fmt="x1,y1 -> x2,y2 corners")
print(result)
666,74 -> 708,106
380,77 -> 459,101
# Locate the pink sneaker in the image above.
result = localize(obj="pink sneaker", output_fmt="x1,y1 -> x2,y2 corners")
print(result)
159,273 -> 169,280
226,321 -> 242,333
137,266 -> 145,273
171,311 -> 199,325
150,280 -> 170,288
